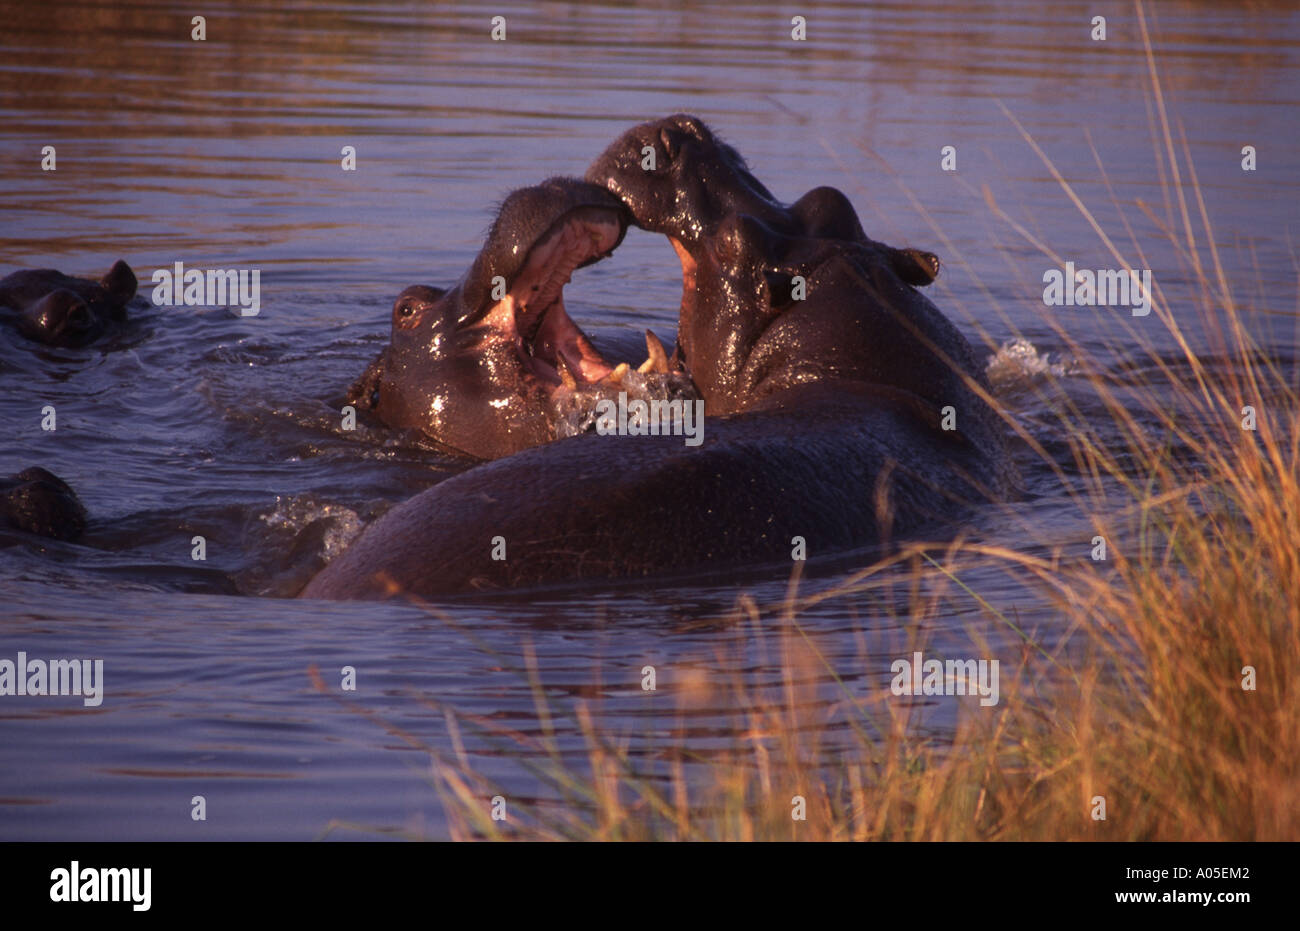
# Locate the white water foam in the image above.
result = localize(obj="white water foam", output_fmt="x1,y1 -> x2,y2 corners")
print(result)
551,370 -> 701,438
985,338 -> 1076,390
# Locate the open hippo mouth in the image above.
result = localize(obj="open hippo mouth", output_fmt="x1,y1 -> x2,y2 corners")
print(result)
474,204 -> 626,389
446,177 -> 680,399
351,177 -> 684,460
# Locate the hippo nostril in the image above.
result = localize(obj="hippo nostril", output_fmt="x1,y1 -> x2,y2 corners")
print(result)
68,304 -> 93,330
671,114 -> 704,137
659,127 -> 679,161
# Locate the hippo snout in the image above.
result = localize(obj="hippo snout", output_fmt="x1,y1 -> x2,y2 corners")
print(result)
25,290 -> 102,345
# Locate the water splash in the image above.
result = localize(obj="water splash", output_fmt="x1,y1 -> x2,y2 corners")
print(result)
550,371 -> 701,438
985,338 -> 1076,390
260,495 -> 365,561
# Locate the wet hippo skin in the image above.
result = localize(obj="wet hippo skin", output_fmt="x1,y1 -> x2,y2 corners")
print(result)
0,260 -> 137,347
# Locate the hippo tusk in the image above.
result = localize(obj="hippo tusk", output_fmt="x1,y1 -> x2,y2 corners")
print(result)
556,355 -> 579,389
605,362 -> 630,385
637,329 -> 670,374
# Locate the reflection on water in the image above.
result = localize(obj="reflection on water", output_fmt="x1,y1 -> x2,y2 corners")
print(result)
0,0 -> 1297,838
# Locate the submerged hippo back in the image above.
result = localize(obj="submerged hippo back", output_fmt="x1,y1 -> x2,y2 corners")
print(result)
301,383 -> 1001,600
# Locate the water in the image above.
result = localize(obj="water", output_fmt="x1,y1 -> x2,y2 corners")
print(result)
1,0 -> 1296,839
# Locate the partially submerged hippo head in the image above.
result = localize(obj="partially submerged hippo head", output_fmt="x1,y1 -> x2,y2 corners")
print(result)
1,467 -> 87,541
348,177 -> 687,459
0,260 -> 137,347
587,114 -> 1005,473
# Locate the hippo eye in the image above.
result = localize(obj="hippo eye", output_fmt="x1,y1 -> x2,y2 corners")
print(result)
395,302 -> 422,329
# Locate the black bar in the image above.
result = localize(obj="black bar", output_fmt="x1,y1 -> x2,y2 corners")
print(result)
1,841 -> 1282,918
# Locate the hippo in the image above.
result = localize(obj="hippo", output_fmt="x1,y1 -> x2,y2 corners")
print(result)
584,115 -> 1005,456
301,119 -> 1012,600
0,260 -> 137,347
345,177 -> 689,461
1,467 -> 87,541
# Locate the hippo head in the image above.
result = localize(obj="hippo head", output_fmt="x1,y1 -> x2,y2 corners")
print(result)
349,178 -> 638,460
0,260 -> 137,347
587,116 -> 989,438
0,467 -> 87,541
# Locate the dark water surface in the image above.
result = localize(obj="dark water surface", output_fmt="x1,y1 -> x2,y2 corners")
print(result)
1,1 -> 1297,839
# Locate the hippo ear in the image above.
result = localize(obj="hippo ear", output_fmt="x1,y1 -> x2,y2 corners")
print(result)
100,260 -> 138,303
888,248 -> 941,287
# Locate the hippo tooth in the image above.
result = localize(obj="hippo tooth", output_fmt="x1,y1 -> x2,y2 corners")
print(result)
556,355 -> 578,389
638,329 -> 669,374
606,362 -> 630,385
